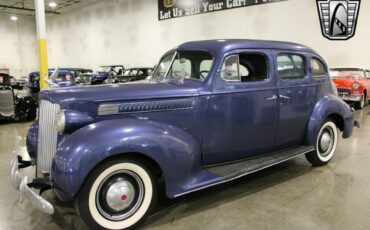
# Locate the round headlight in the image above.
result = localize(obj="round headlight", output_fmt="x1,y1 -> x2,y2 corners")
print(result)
352,82 -> 360,89
55,111 -> 66,134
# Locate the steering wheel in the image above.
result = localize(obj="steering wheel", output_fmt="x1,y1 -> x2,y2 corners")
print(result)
198,70 -> 209,79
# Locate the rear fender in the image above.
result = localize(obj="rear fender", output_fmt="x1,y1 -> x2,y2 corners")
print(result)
52,118 -> 202,201
305,95 -> 354,146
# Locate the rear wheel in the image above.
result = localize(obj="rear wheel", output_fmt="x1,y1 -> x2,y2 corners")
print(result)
77,158 -> 156,230
306,120 -> 338,166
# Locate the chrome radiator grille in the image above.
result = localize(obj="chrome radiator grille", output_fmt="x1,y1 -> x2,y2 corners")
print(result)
36,100 -> 60,176
0,90 -> 15,117
337,88 -> 351,95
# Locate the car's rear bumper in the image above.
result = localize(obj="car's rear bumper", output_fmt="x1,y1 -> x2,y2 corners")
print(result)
10,153 -> 54,215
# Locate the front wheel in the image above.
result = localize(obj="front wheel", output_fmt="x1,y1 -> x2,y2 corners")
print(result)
305,120 -> 338,166
77,158 -> 156,230
355,93 -> 365,110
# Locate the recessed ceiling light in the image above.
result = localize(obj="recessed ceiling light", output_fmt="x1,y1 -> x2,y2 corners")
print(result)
49,2 -> 57,8
10,15 -> 18,21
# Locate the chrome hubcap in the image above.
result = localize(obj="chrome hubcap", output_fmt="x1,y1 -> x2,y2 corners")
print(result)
320,132 -> 331,151
106,180 -> 136,211
96,170 -> 144,221
319,127 -> 334,157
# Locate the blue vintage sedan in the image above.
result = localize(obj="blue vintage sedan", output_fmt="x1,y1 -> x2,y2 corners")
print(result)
11,39 -> 356,230
28,69 -> 77,93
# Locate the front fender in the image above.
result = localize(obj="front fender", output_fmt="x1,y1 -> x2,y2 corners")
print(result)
305,95 -> 354,146
26,121 -> 38,160
52,118 -> 202,201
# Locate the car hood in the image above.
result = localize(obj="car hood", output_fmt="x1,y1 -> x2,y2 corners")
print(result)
332,77 -> 364,88
39,80 -> 201,106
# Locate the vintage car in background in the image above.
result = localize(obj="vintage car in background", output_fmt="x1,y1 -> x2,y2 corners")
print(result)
15,76 -> 29,85
28,69 -> 76,93
11,40 -> 357,230
90,65 -> 125,85
108,67 -> 154,83
0,73 -> 37,121
330,68 -> 370,109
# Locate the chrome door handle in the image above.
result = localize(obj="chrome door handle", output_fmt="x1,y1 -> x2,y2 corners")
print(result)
265,95 -> 278,100
279,95 -> 290,99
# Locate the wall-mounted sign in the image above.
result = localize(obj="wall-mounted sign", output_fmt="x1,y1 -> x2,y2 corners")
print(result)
158,0 -> 287,20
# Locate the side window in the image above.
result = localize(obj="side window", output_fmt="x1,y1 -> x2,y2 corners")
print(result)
137,70 -> 144,76
221,53 -> 268,82
366,71 -> 370,78
311,58 -> 327,78
221,55 -> 239,82
277,54 -> 306,80
170,58 -> 192,78
200,60 -> 213,72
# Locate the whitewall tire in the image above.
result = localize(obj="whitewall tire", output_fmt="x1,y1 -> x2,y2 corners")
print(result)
77,158 -> 156,230
306,120 -> 338,166
356,94 -> 365,109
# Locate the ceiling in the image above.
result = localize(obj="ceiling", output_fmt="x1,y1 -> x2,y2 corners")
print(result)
0,0 -> 92,17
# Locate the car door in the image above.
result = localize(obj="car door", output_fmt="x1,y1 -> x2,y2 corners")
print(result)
274,51 -> 317,148
202,50 -> 278,165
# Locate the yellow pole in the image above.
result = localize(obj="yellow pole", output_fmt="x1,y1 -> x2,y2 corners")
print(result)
35,0 -> 49,90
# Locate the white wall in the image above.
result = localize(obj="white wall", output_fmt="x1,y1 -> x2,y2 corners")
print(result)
0,16 -> 38,77
46,0 -> 370,70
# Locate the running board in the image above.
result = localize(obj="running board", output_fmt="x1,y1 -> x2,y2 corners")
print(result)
207,145 -> 315,180
174,145 -> 315,197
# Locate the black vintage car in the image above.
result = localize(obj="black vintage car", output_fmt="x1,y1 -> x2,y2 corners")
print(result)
109,67 -> 154,83
0,73 -> 37,121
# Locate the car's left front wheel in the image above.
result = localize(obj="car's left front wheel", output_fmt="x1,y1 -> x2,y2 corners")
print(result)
77,158 -> 156,230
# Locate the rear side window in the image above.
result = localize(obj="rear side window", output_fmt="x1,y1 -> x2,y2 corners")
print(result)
277,54 -> 306,80
311,58 -> 327,78
366,71 -> 370,78
221,53 -> 268,82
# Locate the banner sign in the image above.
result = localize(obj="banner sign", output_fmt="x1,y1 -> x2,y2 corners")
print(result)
158,0 -> 287,20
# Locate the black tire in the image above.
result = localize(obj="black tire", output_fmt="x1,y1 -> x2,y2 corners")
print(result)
76,158 -> 157,230
92,80 -> 104,85
26,109 -> 37,121
305,119 -> 338,166
355,94 -> 365,110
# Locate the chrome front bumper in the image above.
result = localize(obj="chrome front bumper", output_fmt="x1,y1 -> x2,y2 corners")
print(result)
339,94 -> 362,102
10,153 -> 54,214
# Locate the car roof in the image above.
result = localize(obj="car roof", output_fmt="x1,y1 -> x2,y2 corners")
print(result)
29,70 -> 74,76
101,65 -> 124,67
49,68 -> 92,71
177,39 -> 318,55
126,68 -> 153,70
330,67 -> 370,71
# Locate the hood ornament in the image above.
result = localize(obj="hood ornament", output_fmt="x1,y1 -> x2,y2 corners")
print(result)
45,67 -> 59,88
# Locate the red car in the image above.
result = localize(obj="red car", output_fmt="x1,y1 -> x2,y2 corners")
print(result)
330,68 -> 370,109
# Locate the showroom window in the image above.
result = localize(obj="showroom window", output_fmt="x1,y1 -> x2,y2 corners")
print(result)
221,53 -> 268,82
277,54 -> 306,80
311,58 -> 327,78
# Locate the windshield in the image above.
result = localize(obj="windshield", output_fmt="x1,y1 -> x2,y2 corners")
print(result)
123,69 -> 138,77
153,50 -> 213,81
55,74 -> 73,82
330,70 -> 365,78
